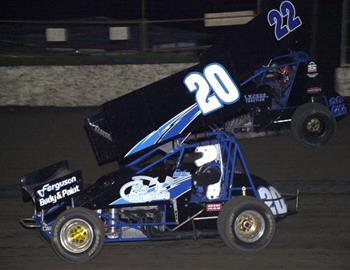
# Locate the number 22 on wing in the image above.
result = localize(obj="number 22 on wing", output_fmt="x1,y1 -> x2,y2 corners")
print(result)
267,0 -> 302,41
183,63 -> 240,115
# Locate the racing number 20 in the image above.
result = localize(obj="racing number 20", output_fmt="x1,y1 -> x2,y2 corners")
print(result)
184,63 -> 240,115
258,186 -> 288,215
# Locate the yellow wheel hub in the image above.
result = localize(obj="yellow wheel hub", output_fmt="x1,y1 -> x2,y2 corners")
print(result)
68,225 -> 89,243
60,218 -> 94,253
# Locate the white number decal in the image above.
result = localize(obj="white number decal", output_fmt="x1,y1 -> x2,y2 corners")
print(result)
269,186 -> 288,215
184,63 -> 240,115
258,186 -> 288,215
184,73 -> 222,115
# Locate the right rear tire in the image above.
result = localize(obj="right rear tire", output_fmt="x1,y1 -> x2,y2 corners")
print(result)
217,196 -> 275,251
291,102 -> 336,146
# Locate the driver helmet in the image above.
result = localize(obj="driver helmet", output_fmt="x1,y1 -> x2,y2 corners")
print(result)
279,65 -> 290,76
194,144 -> 220,167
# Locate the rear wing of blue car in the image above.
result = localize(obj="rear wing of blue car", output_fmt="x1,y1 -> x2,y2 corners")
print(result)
85,1 -> 311,165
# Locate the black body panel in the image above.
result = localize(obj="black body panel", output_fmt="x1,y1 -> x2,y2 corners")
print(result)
75,167 -> 135,209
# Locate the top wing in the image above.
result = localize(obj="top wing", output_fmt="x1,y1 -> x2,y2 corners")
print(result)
86,0 -> 310,164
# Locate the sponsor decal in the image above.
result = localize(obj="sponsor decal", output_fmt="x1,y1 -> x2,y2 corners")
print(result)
36,175 -> 77,198
244,93 -> 269,103
205,203 -> 223,212
307,61 -> 317,73
87,121 -> 113,142
306,87 -> 321,94
34,171 -> 82,210
307,61 -> 319,78
119,174 -> 191,204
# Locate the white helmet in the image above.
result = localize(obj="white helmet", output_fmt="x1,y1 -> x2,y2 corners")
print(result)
194,144 -> 220,167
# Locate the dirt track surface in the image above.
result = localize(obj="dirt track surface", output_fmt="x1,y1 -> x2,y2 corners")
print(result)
0,107 -> 350,269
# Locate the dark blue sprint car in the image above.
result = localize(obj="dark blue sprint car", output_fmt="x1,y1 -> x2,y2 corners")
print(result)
224,50 -> 347,146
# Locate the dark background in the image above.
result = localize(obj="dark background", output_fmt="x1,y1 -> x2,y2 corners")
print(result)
0,0 -> 258,20
0,0 -> 344,90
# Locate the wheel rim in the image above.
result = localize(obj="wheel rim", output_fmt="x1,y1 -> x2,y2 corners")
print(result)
60,218 -> 94,254
305,117 -> 324,136
233,210 -> 265,243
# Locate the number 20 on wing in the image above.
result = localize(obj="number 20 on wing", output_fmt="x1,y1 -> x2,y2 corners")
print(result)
183,63 -> 240,115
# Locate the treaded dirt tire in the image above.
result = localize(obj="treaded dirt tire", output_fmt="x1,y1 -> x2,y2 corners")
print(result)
217,196 -> 275,251
51,207 -> 104,263
291,102 -> 336,146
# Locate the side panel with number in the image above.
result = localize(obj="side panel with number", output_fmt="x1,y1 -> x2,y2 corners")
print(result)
258,186 -> 288,216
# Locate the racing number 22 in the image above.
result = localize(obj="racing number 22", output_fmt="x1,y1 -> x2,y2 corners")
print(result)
267,1 -> 302,41
184,63 -> 240,115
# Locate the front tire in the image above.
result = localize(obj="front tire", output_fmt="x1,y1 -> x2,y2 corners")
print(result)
291,102 -> 336,146
51,207 -> 104,263
217,196 -> 275,251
